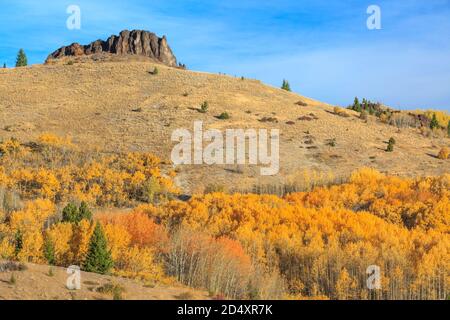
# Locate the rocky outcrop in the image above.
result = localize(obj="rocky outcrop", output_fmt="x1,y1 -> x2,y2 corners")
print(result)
46,30 -> 178,67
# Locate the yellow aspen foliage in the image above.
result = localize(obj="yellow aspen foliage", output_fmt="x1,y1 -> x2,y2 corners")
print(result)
9,199 -> 55,233
103,223 -> 132,261
46,223 -> 74,266
114,246 -> 164,281
0,237 -> 15,259
38,133 -> 74,148
17,230 -> 44,263
0,136 -> 179,206
71,220 -> 95,265
335,269 -> 357,300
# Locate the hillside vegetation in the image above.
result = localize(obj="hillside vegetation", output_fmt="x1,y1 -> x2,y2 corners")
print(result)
0,138 -> 448,300
0,59 -> 449,192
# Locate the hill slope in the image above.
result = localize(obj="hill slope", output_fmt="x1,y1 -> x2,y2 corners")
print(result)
0,59 -> 448,192
0,260 -> 208,300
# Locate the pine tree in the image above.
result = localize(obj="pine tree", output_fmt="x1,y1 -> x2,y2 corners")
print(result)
281,80 -> 291,91
15,49 -> 28,67
62,202 -> 92,224
14,230 -> 23,256
62,203 -> 79,223
353,97 -> 361,112
43,237 -> 56,265
2,63 -> 6,68
83,223 -> 113,274
78,201 -> 93,221
430,113 -> 439,130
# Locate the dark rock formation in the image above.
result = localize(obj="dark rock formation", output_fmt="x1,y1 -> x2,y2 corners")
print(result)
46,30 -> 177,67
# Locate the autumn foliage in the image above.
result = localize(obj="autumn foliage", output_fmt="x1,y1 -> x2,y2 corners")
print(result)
0,135 -> 448,300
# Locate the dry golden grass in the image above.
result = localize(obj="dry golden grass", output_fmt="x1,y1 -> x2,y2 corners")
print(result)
0,260 -> 208,300
0,58 -> 449,193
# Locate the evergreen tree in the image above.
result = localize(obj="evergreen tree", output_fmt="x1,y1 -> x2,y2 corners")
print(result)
353,97 -> 361,112
78,201 -> 93,221
447,120 -> 450,137
43,237 -> 56,265
62,203 -> 79,223
62,202 -> 92,224
83,223 -> 113,274
2,63 -> 6,68
281,80 -> 291,91
14,230 -> 23,256
430,113 -> 439,130
15,49 -> 27,67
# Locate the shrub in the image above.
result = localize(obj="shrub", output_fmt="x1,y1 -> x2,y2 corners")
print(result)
97,283 -> 126,300
199,101 -> 209,114
9,273 -> 16,285
47,267 -> 55,277
217,112 -> 230,120
204,184 -> 227,194
389,113 -> 419,128
295,100 -> 308,107
388,137 -> 396,146
333,107 -> 350,118
152,67 -> 159,75
175,292 -> 195,300
386,138 -> 395,152
437,147 -> 449,160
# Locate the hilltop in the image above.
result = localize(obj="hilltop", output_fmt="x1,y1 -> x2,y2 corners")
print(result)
0,57 -> 449,193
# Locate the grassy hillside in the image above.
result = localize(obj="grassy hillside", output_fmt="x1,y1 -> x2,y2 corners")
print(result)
0,260 -> 208,300
0,59 -> 448,193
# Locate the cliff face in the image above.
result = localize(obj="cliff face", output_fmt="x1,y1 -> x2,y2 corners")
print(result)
46,30 -> 178,67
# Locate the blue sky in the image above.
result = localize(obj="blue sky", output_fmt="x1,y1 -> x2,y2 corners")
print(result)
1,0 -> 449,110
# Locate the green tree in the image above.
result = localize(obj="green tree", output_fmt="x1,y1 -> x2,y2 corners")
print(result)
78,201 -> 93,221
14,230 -> 23,256
83,223 -> 113,274
62,203 -> 79,223
15,49 -> 28,67
281,80 -> 291,91
430,113 -> 439,130
447,120 -> 450,137
2,63 -> 6,68
353,97 -> 361,112
62,202 -> 92,224
43,237 -> 56,265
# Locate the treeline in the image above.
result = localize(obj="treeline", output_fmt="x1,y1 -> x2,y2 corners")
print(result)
348,97 -> 450,135
142,169 -> 448,300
